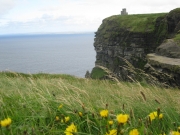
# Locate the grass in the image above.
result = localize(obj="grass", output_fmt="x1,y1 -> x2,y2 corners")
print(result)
90,67 -> 107,79
0,72 -> 180,134
99,13 -> 167,33
174,33 -> 180,46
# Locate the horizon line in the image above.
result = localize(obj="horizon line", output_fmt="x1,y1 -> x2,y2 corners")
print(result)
0,31 -> 95,36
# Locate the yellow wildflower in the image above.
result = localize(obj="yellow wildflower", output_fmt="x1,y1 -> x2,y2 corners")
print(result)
100,110 -> 108,118
149,111 -> 157,121
65,116 -> 70,123
170,131 -> 180,135
105,129 -> 117,135
0,117 -> 12,127
149,111 -> 163,121
58,104 -> 63,109
159,113 -> 163,119
64,123 -> 77,135
55,116 -> 59,121
108,120 -> 113,125
129,129 -> 139,135
78,112 -> 83,117
117,114 -> 128,124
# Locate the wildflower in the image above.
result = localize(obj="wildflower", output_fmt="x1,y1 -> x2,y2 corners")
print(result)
64,123 -> 77,135
170,131 -> 180,135
65,116 -> 70,123
149,111 -> 163,121
105,129 -> 117,135
149,111 -> 157,121
117,114 -> 128,124
55,116 -> 59,121
0,117 -> 12,127
129,129 -> 139,135
78,112 -> 83,117
58,104 -> 63,109
159,113 -> 163,119
100,110 -> 108,118
108,120 -> 113,125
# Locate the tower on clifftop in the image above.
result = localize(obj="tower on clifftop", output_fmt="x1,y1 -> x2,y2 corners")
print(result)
121,8 -> 128,15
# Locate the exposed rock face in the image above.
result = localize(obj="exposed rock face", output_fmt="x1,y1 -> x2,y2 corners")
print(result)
145,53 -> 180,86
155,39 -> 180,58
145,39 -> 180,86
167,8 -> 180,34
94,13 -> 168,80
145,8 -> 180,87
92,8 -> 180,87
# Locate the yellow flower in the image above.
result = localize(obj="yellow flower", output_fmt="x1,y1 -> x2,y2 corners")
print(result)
117,114 -> 128,124
78,112 -> 83,117
0,117 -> 12,127
159,113 -> 163,119
65,116 -> 70,123
149,111 -> 163,121
58,104 -> 63,109
149,111 -> 157,121
105,129 -> 117,135
108,120 -> 113,125
129,129 -> 139,135
100,110 -> 108,118
55,116 -> 59,121
170,131 -> 180,135
64,123 -> 77,135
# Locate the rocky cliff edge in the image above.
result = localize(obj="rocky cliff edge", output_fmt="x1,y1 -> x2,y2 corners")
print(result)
91,8 -> 180,87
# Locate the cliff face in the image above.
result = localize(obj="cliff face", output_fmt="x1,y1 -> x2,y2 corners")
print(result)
94,13 -> 167,80
92,8 -> 180,86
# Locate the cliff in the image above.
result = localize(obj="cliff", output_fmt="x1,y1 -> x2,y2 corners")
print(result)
91,8 -> 180,86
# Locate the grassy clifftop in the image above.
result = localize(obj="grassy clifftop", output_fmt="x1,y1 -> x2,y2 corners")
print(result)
99,13 -> 167,33
95,12 -> 168,47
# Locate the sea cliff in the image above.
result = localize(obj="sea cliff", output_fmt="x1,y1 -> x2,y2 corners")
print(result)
91,8 -> 180,87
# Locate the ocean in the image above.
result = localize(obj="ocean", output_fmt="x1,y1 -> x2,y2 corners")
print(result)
0,33 -> 96,77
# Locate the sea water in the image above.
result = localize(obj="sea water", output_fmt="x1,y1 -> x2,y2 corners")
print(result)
0,33 -> 96,77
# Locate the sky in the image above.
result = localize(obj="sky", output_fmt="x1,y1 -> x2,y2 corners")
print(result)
0,0 -> 179,35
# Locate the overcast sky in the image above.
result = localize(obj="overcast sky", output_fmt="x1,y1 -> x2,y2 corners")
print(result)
0,0 -> 179,35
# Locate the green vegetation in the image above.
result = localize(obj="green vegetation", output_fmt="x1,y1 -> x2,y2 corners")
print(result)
174,33 -> 180,46
0,72 -> 180,134
99,13 -> 167,33
90,67 -> 107,79
168,8 -> 180,16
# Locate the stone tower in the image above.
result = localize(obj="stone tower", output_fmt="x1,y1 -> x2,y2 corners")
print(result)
121,8 -> 128,15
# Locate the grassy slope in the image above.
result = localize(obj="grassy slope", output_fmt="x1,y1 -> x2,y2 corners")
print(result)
0,72 -> 180,134
174,33 -> 180,45
99,13 -> 167,33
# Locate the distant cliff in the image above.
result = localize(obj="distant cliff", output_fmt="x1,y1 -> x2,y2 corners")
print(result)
91,8 -> 180,87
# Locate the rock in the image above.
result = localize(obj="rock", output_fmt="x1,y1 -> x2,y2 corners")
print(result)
155,39 -> 180,58
91,8 -> 180,87
93,11 -> 167,81
85,70 -> 91,78
147,53 -> 180,73
146,53 -> 180,87
167,8 -> 180,33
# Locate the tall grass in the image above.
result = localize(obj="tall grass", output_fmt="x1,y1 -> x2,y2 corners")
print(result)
0,72 -> 180,134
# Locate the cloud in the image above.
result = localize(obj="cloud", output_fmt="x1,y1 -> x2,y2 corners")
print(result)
0,0 -> 180,34
0,0 -> 18,16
